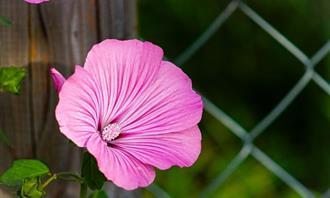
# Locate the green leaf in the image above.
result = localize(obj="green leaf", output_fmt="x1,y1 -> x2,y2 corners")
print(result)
88,190 -> 108,198
0,160 -> 50,187
0,16 -> 12,27
0,129 -> 11,147
0,67 -> 26,94
81,152 -> 106,190
20,177 -> 44,198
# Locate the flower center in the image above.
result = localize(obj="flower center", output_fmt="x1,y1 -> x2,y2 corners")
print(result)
101,123 -> 121,142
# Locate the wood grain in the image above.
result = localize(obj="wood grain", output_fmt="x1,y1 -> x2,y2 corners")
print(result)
0,0 -> 137,197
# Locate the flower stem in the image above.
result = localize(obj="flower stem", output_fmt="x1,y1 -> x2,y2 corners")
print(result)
40,172 -> 84,189
40,174 -> 57,189
80,183 -> 88,198
56,172 -> 84,183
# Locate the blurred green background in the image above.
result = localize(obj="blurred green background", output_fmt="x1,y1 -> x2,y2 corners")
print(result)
138,0 -> 330,197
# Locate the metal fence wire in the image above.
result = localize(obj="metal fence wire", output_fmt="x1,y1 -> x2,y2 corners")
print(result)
146,0 -> 330,198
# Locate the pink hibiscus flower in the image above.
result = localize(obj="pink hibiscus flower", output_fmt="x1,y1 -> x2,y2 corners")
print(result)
51,39 -> 203,190
25,0 -> 49,4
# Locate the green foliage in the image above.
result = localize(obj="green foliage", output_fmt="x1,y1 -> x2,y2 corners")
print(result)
0,67 -> 26,94
81,152 -> 106,190
139,0 -> 330,196
0,129 -> 11,147
88,190 -> 108,198
20,177 -> 44,198
0,160 -> 49,187
0,16 -> 12,27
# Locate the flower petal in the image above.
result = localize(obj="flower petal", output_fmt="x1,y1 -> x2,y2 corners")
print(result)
86,134 -> 155,190
55,66 -> 100,147
50,68 -> 66,93
25,0 -> 49,4
113,126 -> 202,170
84,39 -> 163,129
119,61 -> 203,134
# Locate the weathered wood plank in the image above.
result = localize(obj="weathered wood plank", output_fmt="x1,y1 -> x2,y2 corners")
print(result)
98,0 -> 137,40
0,0 -> 32,165
0,2 -> 31,197
0,0 -> 137,197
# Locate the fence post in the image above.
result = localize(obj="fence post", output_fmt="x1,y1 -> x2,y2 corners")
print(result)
0,0 -> 137,196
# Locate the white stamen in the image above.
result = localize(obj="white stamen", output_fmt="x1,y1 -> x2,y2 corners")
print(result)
101,123 -> 121,142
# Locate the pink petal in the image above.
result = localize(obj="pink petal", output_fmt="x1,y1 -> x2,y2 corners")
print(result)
113,126 -> 202,170
119,61 -> 203,135
50,68 -> 66,93
84,39 -> 163,129
86,133 -> 155,190
25,0 -> 49,4
55,66 -> 100,147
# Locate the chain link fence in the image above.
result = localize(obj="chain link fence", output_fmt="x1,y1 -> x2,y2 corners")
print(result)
146,0 -> 330,197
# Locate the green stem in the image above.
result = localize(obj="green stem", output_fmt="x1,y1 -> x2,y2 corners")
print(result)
40,172 -> 84,189
40,174 -> 57,189
56,172 -> 84,183
80,183 -> 88,198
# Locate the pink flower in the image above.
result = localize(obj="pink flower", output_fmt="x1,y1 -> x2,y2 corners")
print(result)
51,39 -> 203,190
25,0 -> 49,4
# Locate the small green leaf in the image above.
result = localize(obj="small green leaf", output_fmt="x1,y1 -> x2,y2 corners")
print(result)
81,152 -> 106,190
0,129 -> 11,147
0,160 -> 50,187
0,67 -> 26,94
20,177 -> 44,198
88,190 -> 108,198
0,16 -> 12,27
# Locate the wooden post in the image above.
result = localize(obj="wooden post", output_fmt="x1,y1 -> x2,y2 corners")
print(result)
0,0 -> 137,196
